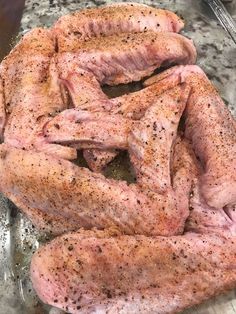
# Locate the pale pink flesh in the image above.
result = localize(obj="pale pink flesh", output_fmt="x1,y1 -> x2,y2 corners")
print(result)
83,70 -> 190,171
184,70 -> 236,209
145,65 -> 236,209
0,84 -> 195,238
58,68 -> 110,110
171,136 -> 200,227
2,8 -> 236,313
172,135 -> 236,236
84,68 -> 194,171
0,143 -> 187,236
52,64 -> 115,169
30,230 -> 236,314
44,109 -> 135,150
186,183 -> 236,236
29,133 -> 236,312
53,8 -> 188,170
53,3 -> 184,52
8,196 -> 79,235
1,28 -> 56,114
44,83 -> 190,176
57,32 -> 196,87
129,84 -> 190,194
110,71 -> 185,119
43,86 -> 197,236
3,58 -> 77,160
53,3 -> 184,171
1,29 -> 77,160
56,62 -> 197,170
1,19 -> 235,314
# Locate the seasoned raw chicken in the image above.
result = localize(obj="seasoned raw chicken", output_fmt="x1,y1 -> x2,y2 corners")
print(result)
55,61 -> 197,171
58,68 -> 111,110
171,136 -> 200,225
171,137 -> 200,184
184,71 -> 236,208
2,3 -> 235,313
129,84 -> 190,193
173,135 -> 236,237
13,199 -> 79,235
44,110 -> 136,150
55,28 -> 196,170
111,73 -> 185,119
0,143 -> 187,236
58,69 -> 114,171
172,111 -> 236,237
1,28 -> 56,114
82,69 -> 194,171
0,74 -> 6,139
1,28 -> 77,160
30,229 -> 236,314
0,86 -> 193,237
54,66 -> 114,171
172,135 -> 236,237
44,85 -> 190,177
53,3 -> 187,171
144,65 -> 236,209
44,86 -> 193,197
44,86 -> 191,152
53,2 -> 184,52
186,183 -> 236,236
57,31 -> 196,86
54,7 -> 191,171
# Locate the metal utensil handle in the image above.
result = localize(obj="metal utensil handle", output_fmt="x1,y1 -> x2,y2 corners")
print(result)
205,0 -> 236,44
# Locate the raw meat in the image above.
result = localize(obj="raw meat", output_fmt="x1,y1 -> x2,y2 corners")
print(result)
0,90 -> 191,238
30,229 -> 236,314
186,183 -> 236,236
12,198 -> 79,235
0,144 -> 178,236
184,69 -> 236,208
44,109 -> 136,150
57,31 -> 196,86
51,62 -> 197,170
53,5 -> 190,171
1,28 -> 56,113
1,29 -> 77,160
53,3 -> 184,52
129,84 -> 190,193
144,65 -> 236,209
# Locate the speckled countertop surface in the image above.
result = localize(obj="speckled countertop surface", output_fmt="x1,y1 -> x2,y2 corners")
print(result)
0,1 -> 236,314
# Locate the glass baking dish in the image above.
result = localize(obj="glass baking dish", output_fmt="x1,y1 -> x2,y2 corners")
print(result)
0,0 -> 235,313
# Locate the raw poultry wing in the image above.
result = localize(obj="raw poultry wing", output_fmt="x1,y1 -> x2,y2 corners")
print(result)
53,2 -> 184,52
0,84 -> 192,236
1,28 -> 77,160
145,65 -> 236,209
30,229 -> 236,314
